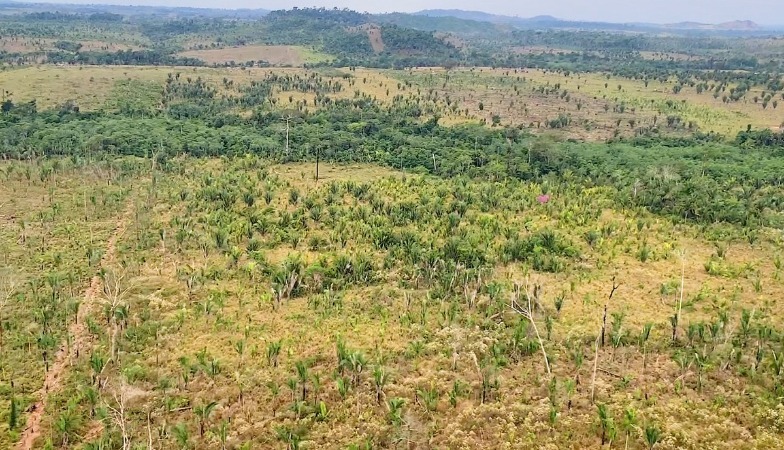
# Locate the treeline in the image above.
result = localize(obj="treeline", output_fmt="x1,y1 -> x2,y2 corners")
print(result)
736,129 -> 784,148
2,88 -> 783,228
45,49 -> 204,66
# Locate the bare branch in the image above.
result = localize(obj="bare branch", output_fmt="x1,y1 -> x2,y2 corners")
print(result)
104,380 -> 131,450
510,279 -> 551,376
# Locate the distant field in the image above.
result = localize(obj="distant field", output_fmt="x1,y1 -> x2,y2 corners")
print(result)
0,38 -> 139,53
178,45 -> 331,66
638,51 -> 703,61
0,66 -> 307,110
519,68 -> 784,135
511,46 -> 576,55
0,66 -> 175,110
389,67 -> 783,138
1,64 -> 780,138
0,65 -> 418,116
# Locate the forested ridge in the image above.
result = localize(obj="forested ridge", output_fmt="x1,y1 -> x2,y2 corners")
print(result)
2,7 -> 783,71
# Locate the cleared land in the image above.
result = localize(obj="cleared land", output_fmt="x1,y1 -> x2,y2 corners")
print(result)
179,45 -> 331,66
0,65 -> 780,139
520,68 -> 784,135
4,157 -> 784,449
388,67 -> 784,138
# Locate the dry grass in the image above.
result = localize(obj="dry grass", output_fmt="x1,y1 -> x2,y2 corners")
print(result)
270,162 -> 401,189
178,45 -> 330,66
519,68 -> 783,135
0,66 -> 408,115
0,160 -> 133,449
638,51 -> 704,61
272,68 -> 407,109
0,64 -> 779,139
6,158 -> 784,449
389,67 -> 783,138
0,66 -> 315,110
0,38 -> 139,53
511,46 -> 576,55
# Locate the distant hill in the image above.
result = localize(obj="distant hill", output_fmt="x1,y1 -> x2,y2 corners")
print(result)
0,1 -> 270,18
415,8 -> 765,33
665,20 -> 761,31
718,20 -> 760,30
0,3 -> 769,34
376,12 -> 503,35
415,9 -> 650,31
415,9 -> 561,26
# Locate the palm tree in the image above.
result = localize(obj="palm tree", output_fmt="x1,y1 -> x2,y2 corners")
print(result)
275,425 -> 304,450
286,378 -> 298,402
172,422 -> 191,449
55,408 -> 80,448
89,351 -> 105,385
266,380 -> 280,417
387,398 -> 406,426
158,377 -> 173,407
372,366 -> 388,404
212,420 -> 229,450
348,351 -> 367,387
295,360 -> 309,401
621,407 -> 637,450
311,373 -> 323,405
644,424 -> 662,449
267,340 -> 282,367
193,401 -> 218,437
81,386 -> 99,417
596,403 -> 614,446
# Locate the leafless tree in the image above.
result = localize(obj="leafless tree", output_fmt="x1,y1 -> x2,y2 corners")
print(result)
101,269 -> 133,364
0,267 -> 20,350
105,380 -> 131,450
510,279 -> 551,376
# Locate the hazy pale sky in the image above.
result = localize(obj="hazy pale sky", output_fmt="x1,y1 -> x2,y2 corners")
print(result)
32,0 -> 784,25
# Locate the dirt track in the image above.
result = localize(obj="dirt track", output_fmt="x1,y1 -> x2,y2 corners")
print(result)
16,198 -> 135,450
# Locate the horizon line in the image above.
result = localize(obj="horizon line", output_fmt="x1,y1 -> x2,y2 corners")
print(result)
5,0 -> 783,27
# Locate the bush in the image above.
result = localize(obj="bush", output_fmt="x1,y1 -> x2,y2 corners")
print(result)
500,230 -> 579,272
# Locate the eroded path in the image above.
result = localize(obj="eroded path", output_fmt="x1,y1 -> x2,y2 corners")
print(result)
17,197 -> 135,450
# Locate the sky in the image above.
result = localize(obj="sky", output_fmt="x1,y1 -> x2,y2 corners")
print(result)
26,0 -> 784,25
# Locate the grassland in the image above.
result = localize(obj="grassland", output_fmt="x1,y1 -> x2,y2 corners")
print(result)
0,38 -> 140,53
0,66 -> 422,118
0,66 -> 331,111
179,45 -> 332,66
0,64 -> 779,140
519,68 -> 784,135
2,6 -> 784,449
390,67 -> 784,138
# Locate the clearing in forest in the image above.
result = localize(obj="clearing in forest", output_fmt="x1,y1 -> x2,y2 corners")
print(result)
366,25 -> 385,53
178,45 -> 331,66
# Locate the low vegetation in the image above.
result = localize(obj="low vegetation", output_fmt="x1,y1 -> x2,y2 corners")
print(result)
1,3 -> 784,450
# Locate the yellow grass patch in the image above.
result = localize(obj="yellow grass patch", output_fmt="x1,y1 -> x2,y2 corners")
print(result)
519,68 -> 783,134
179,45 -> 330,66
